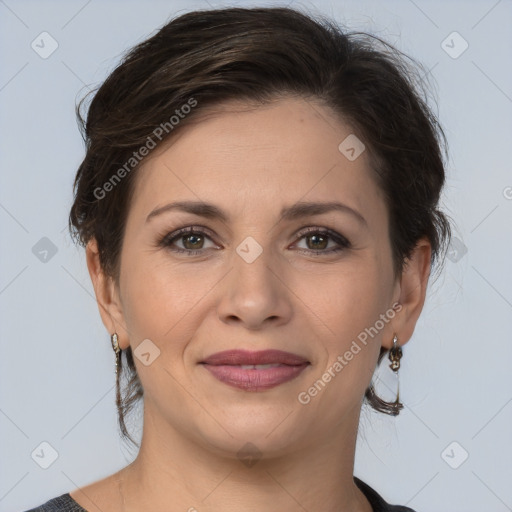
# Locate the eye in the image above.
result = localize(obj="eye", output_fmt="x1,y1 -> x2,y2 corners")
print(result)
292,227 -> 351,256
159,226 -> 219,255
158,225 -> 351,257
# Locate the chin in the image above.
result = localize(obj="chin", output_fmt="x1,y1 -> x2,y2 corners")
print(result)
191,408 -> 309,461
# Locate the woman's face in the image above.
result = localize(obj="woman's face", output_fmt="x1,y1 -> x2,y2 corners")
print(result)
92,97 -> 417,458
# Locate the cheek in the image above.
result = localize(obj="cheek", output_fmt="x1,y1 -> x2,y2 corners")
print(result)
118,255 -> 209,398
119,249 -> 215,346
295,277 -> 386,414
295,258 -> 392,396
300,261 -> 389,342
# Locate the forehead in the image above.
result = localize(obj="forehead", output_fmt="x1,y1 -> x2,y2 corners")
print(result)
128,97 -> 386,227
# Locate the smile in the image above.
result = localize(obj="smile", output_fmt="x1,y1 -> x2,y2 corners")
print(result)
200,349 -> 310,391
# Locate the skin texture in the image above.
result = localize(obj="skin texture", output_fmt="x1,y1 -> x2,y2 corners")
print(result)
73,96 -> 431,512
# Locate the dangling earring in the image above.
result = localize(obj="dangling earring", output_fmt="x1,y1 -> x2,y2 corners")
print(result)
365,333 -> 404,416
110,332 -> 123,417
111,332 -> 121,376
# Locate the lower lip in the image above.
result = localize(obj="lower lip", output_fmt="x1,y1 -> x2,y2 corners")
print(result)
201,364 -> 309,391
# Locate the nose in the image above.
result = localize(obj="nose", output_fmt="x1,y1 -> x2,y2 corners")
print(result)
216,242 -> 293,330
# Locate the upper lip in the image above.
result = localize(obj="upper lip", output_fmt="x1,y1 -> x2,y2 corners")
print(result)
201,349 -> 309,366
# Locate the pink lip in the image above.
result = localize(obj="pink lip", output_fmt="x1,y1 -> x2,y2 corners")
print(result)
200,349 -> 310,391
201,349 -> 309,366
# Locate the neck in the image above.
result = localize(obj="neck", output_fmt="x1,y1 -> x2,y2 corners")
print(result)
118,402 -> 372,512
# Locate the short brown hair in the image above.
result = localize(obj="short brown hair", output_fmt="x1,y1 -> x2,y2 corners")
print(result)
69,6 -> 452,447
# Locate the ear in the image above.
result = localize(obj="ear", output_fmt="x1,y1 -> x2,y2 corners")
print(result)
385,237 -> 432,349
86,238 -> 130,350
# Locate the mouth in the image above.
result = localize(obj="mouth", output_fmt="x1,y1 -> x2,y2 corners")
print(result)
199,349 -> 310,391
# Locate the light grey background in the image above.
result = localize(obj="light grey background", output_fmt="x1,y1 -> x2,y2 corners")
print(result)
1,0 -> 511,511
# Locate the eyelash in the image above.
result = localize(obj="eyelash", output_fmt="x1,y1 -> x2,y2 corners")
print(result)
157,225 -> 351,257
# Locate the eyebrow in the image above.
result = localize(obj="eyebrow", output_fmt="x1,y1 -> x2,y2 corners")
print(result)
146,200 -> 367,227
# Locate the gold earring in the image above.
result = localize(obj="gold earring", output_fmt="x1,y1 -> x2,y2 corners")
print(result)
111,332 -> 121,376
365,333 -> 404,416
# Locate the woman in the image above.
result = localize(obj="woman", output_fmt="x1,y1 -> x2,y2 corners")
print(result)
26,5 -> 451,512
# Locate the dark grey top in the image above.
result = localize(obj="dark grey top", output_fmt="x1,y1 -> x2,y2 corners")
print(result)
24,476 -> 417,511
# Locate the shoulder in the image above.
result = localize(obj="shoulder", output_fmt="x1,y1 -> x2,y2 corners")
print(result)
23,493 -> 87,512
354,476 -> 417,512
25,471 -> 123,511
